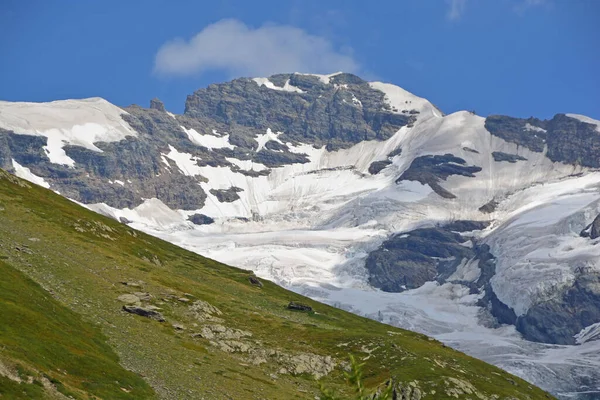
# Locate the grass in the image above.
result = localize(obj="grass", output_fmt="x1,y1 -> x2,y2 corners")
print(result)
0,169 -> 555,399
0,259 -> 154,399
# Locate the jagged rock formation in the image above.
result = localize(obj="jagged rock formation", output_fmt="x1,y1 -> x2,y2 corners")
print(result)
1,72 -> 599,398
395,154 -> 482,198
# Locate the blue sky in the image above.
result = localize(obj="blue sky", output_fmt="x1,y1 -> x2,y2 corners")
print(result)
1,0 -> 598,119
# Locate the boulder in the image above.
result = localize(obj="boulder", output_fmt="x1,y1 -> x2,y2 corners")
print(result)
117,294 -> 141,305
248,276 -> 263,287
188,213 -> 215,225
287,302 -> 312,312
122,305 -> 165,322
149,98 -> 166,112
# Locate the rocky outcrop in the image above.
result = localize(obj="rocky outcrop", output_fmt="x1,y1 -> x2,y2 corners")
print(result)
580,213 -> 600,239
368,160 -> 392,175
486,114 -> 600,167
184,73 -> 414,151
484,115 -> 547,152
492,151 -> 527,163
248,276 -> 263,287
516,271 -> 600,344
149,98 -> 166,112
396,154 -> 482,199
122,305 -> 165,322
210,186 -> 243,203
366,224 -> 482,292
188,213 -> 215,225
479,199 -> 498,214
287,301 -> 313,312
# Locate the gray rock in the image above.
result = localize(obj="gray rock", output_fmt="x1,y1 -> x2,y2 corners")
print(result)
516,271 -> 600,344
184,73 -> 414,151
365,227 -> 474,292
492,151 -> 527,163
368,160 -> 392,175
188,213 -> 215,225
287,301 -> 312,312
149,98 -> 166,112
396,154 -> 482,199
443,220 -> 490,232
485,115 -> 547,152
122,305 -> 165,322
248,276 -> 263,287
479,199 -> 498,214
209,186 -> 243,203
486,114 -> 600,168
117,294 -> 141,305
591,214 -> 600,239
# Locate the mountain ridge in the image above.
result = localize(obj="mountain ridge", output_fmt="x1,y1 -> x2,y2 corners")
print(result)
1,72 -> 599,398
0,167 -> 553,399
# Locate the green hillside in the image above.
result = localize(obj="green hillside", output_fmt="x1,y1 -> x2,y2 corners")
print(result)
0,169 -> 553,399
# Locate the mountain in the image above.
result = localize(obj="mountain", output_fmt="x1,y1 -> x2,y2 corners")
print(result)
0,72 -> 599,398
0,168 -> 551,399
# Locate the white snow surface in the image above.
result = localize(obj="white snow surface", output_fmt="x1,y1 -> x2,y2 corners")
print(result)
11,160 -> 50,188
5,81 -> 600,398
566,114 -> 600,133
294,71 -> 343,84
252,77 -> 305,93
180,126 -> 234,149
575,322 -> 600,345
0,98 -> 137,166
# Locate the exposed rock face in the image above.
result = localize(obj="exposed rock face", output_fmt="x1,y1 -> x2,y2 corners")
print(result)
479,199 -> 498,214
366,224 -> 481,292
368,160 -> 392,175
516,271 -> 600,344
248,276 -> 263,287
485,115 -> 547,152
287,301 -> 313,312
581,213 -> 600,239
486,114 -> 600,167
188,213 -> 215,225
122,305 -> 165,322
395,154 -> 482,199
185,73 -> 414,151
492,151 -> 527,163
149,98 -> 166,112
366,223 -> 523,334
210,186 -> 243,203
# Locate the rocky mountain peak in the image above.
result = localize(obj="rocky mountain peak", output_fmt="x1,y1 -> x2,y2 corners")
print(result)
149,97 -> 166,112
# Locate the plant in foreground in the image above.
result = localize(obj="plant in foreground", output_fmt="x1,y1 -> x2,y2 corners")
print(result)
319,354 -> 394,400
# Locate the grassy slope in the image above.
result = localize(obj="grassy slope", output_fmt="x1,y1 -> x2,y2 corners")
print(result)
0,169 -> 554,400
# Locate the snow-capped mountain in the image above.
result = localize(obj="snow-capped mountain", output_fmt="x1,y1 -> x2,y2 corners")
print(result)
1,72 -> 599,398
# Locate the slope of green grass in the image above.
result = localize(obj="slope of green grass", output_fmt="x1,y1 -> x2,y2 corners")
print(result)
0,259 -> 155,399
0,169 -> 554,399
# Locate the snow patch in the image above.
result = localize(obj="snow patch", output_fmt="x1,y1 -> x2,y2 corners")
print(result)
255,128 -> 283,152
294,72 -> 343,84
566,113 -> 600,133
523,123 -> 547,133
180,126 -> 234,149
163,145 -> 203,176
0,98 -> 137,166
226,157 -> 268,172
88,198 -> 187,230
575,322 -> 600,344
369,81 -> 442,119
11,159 -> 50,188
252,77 -> 304,93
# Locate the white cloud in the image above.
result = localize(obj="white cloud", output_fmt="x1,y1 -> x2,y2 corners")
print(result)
446,0 -> 467,20
154,19 -> 359,78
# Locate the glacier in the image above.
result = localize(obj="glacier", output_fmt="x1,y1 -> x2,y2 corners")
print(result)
1,74 -> 600,398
